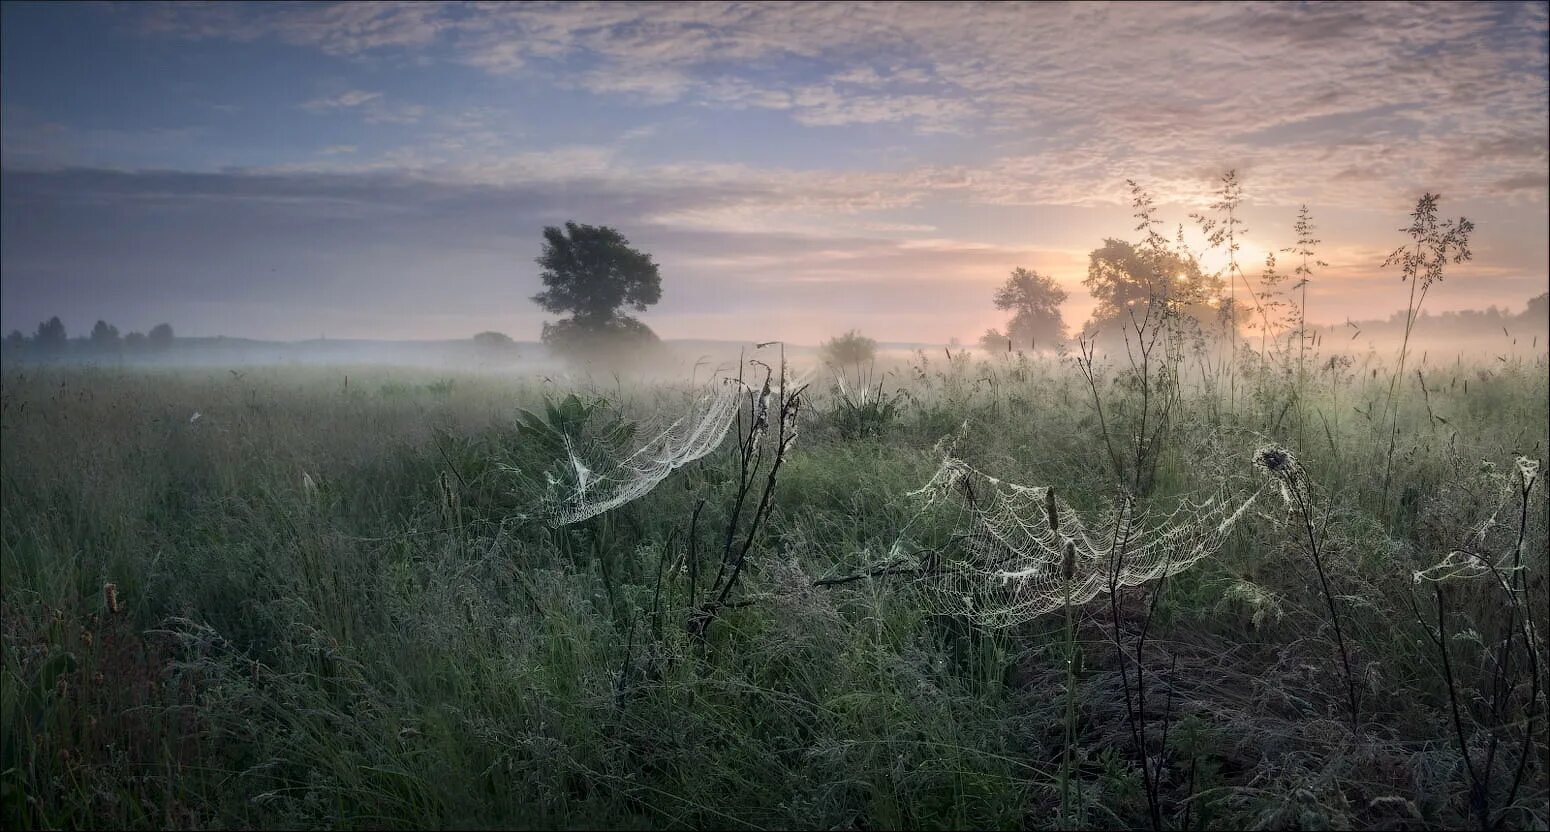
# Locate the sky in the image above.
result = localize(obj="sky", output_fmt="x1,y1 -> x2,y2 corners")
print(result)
1,1 -> 1546,344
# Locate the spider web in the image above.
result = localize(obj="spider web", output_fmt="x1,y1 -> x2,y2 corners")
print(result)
905,456 -> 1260,627
546,379 -> 742,525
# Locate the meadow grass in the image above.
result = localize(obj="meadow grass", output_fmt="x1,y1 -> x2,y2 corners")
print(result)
2,349 -> 1546,830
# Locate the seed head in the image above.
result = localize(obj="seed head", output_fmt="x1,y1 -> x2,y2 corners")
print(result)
1253,445 -> 1303,483
103,583 -> 120,615
1515,456 -> 1540,489
752,378 -> 772,436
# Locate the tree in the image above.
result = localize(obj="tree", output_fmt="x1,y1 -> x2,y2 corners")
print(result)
34,317 -> 67,355
979,328 -> 1013,352
148,323 -> 175,350
1081,239 -> 1224,338
531,222 -> 662,358
124,331 -> 147,350
820,329 -> 877,367
473,330 -> 520,361
3,330 -> 25,353
820,329 -> 879,394
90,320 -> 121,351
989,267 -> 1067,350
473,330 -> 516,349
1522,291 -> 1548,325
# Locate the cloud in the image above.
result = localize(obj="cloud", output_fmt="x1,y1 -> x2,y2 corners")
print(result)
137,1 -> 451,56
577,68 -> 694,104
127,1 -> 1548,205
10,3 -> 1542,339
301,89 -> 383,111
299,89 -> 425,124
0,107 -> 207,169
1492,173 -> 1550,195
362,102 -> 426,125
0,165 -> 1075,341
786,85 -> 977,132
5,162 -> 1543,342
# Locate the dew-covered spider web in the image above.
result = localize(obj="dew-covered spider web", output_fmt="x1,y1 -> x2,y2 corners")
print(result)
543,379 -> 743,525
1413,456 -> 1541,587
900,455 -> 1261,627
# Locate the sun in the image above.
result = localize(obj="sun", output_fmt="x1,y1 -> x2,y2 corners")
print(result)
1196,238 -> 1275,278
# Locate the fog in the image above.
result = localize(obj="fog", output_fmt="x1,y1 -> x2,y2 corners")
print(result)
4,306 -> 1543,386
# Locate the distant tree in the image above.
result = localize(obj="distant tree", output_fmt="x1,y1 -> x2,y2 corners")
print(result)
148,323 -> 175,350
990,267 -> 1068,349
1523,292 -> 1548,325
820,329 -> 877,367
34,317 -> 67,355
124,331 -> 148,350
979,328 -> 1012,352
820,329 -> 878,391
531,222 -> 662,359
3,330 -> 25,354
473,330 -> 516,349
1082,239 -> 1224,338
473,331 -> 520,361
90,320 -> 121,351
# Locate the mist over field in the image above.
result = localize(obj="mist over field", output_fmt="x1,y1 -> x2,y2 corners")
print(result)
2,2 -> 1547,831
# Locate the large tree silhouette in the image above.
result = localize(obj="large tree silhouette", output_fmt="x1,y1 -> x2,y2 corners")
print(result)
148,323 -> 175,351
1081,239 -> 1225,337
34,317 -> 67,355
90,320 -> 121,351
531,222 -> 662,358
981,267 -> 1068,351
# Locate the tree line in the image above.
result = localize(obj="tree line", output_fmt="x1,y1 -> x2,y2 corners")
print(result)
1315,293 -> 1548,338
3,317 -> 175,359
9,199 -> 1539,368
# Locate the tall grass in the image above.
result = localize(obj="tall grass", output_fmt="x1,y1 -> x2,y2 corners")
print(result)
2,328 -> 1546,830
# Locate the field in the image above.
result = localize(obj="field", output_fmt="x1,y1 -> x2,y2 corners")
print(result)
2,345 -> 1547,830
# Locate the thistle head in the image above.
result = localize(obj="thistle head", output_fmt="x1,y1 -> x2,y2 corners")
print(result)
1253,445 -> 1303,483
